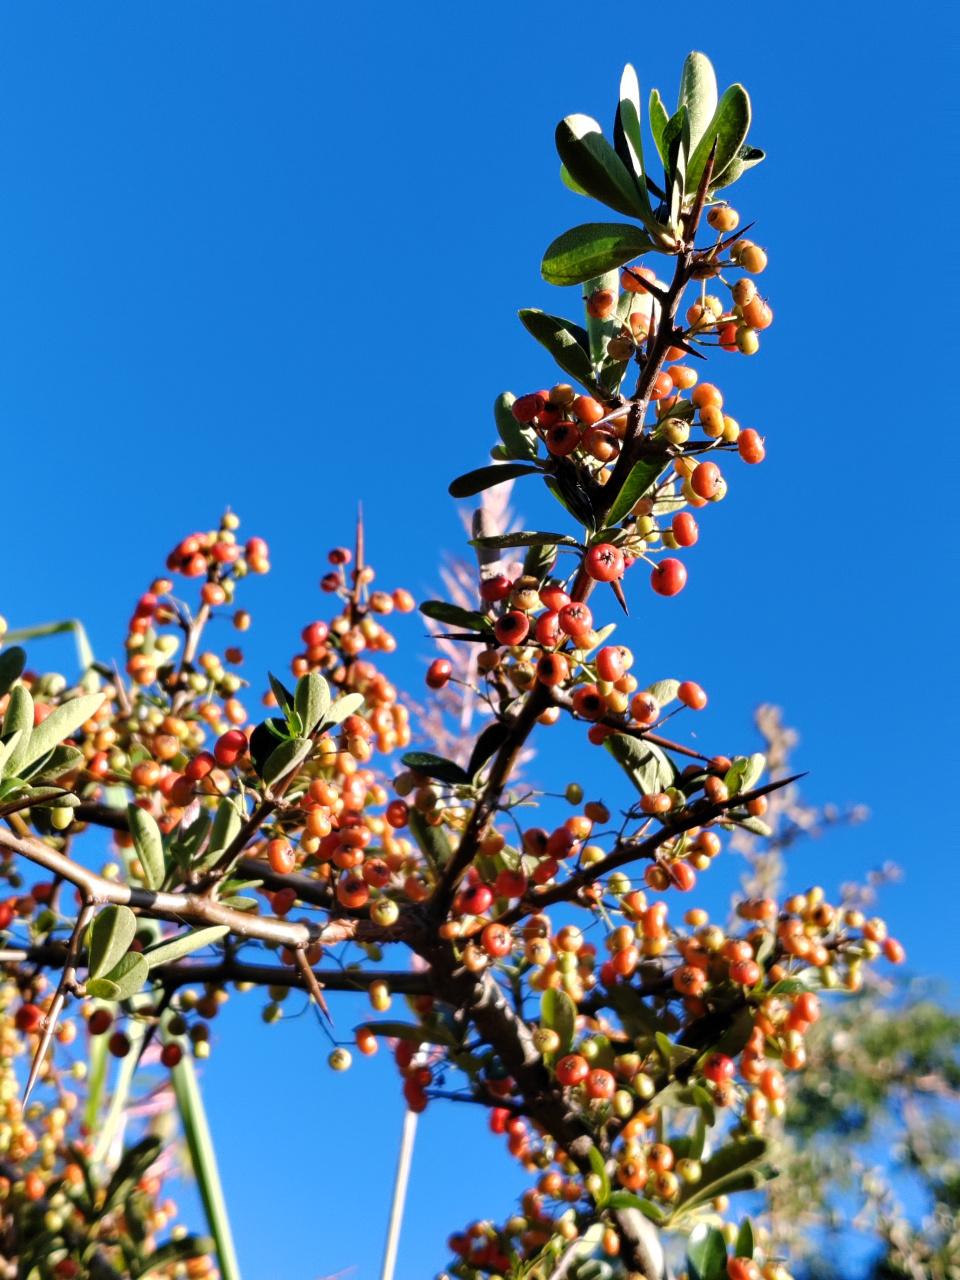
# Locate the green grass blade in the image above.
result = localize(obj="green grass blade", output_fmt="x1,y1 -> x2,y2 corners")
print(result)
83,1028 -> 110,1133
171,1051 -> 241,1280
5,618 -> 94,672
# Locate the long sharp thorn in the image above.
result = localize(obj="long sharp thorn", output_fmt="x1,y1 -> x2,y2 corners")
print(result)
23,989 -> 65,1104
610,579 -> 629,616
295,947 -> 333,1025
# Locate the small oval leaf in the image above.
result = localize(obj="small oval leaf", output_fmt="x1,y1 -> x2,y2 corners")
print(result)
128,805 -> 165,890
88,905 -> 137,981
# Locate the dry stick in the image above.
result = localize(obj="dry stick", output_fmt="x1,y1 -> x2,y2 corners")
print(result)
496,773 -> 805,926
293,946 -> 332,1023
0,825 -> 375,949
23,900 -> 94,1103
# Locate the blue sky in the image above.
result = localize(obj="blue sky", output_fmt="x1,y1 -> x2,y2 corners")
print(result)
0,3 -> 957,1277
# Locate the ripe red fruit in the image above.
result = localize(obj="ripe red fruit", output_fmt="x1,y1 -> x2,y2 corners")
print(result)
651,372 -> 674,400
630,691 -> 659,724
556,1054 -> 589,1087
214,729 -> 247,768
669,862 -> 696,891
571,685 -> 604,721
493,611 -> 530,646
595,646 -> 625,683
621,264 -> 655,294
671,512 -> 699,547
495,867 -> 528,898
650,559 -> 687,597
267,839 -> 296,875
185,751 -> 216,782
160,1043 -> 183,1068
537,653 -> 569,687
512,393 -> 546,423
794,992 -> 820,1023
539,584 -> 571,611
677,681 -> 707,710
534,611 -> 560,646
426,658 -> 453,689
545,422 -> 581,457
479,575 -> 513,602
691,461 -> 722,499
88,1009 -> 113,1036
727,1260 -> 762,1280
585,1068 -> 615,1100
585,289 -> 616,318
461,884 -> 493,915
15,1003 -> 42,1034
702,1052 -> 735,1084
729,958 -> 762,986
557,602 -> 593,637
738,428 -> 766,463
584,544 -> 625,582
481,923 -> 513,957
302,621 -> 329,646
489,1107 -> 510,1134
385,800 -> 409,829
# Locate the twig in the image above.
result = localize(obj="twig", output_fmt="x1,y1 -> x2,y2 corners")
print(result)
23,900 -> 94,1103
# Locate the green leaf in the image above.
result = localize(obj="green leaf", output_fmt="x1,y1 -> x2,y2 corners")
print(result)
408,806 -> 454,872
31,743 -> 84,782
686,1224 -> 728,1280
97,951 -> 149,1001
104,1135 -> 163,1211
0,730 -> 24,779
690,1082 -> 716,1128
419,601 -> 494,633
140,1237 -> 217,1279
144,927 -> 229,969
20,693 -> 105,772
738,816 -> 772,837
544,472 -> 595,532
687,85 -> 752,195
128,805 -> 165,891
656,1031 -> 698,1074
663,106 -> 690,227
689,1110 -> 707,1161
448,463 -> 541,499
605,733 -> 677,796
678,52 -> 719,151
196,796 -> 244,871
614,65 -> 648,193
171,1043 -> 241,1280
0,647 -> 26,698
541,222 -> 655,287
467,720 -> 511,781
587,1145 -> 611,1207
555,114 -> 650,219
518,309 -> 597,391
88,905 -> 137,981
649,89 -> 669,163
5,618 -> 94,673
260,736 -> 312,788
319,693 -> 365,730
560,162 -> 589,195
294,671 -> 331,736
400,751 -> 469,786
631,1197 -> 669,1225
267,672 -> 295,716
646,679 -> 680,707
541,987 -> 576,1059
494,392 -> 539,463
677,1137 -> 773,1213
470,531 -> 582,551
169,808 -> 212,868
604,456 -> 669,528
524,542 -> 559,583
604,983 -> 667,1037
2,685 -> 34,778
85,976 -> 122,1000
736,1219 -> 756,1260
710,144 -> 765,192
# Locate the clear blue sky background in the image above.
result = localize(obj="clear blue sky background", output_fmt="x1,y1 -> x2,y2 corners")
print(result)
0,3 -> 956,1277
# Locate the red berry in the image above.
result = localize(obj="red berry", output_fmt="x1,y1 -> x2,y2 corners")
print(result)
729,959 -> 762,986
160,1043 -> 183,1068
267,839 -> 296,875
534,611 -> 560,646
556,1054 -> 589,1087
650,559 -> 687,596
536,653 -> 569,687
385,800 -> 409,829
738,428 -> 766,464
545,422 -> 581,457
512,393 -> 546,423
495,868 -> 528,898
302,621 -> 330,646
426,659 -> 452,689
214,729 -> 247,768
702,1052 -> 735,1085
585,1068 -> 615,1100
584,544 -> 625,583
15,1003 -> 42,1034
691,461 -> 722,499
481,923 -> 513,957
539,584 -> 571,611
677,681 -> 707,710
671,512 -> 699,547
557,602 -> 593,637
571,685 -> 604,721
461,884 -> 493,915
494,611 -> 530,646
595,646 -> 625,683
479,575 -> 513,602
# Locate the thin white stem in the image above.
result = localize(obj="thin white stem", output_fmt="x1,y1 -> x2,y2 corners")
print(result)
379,1108 -> 418,1280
